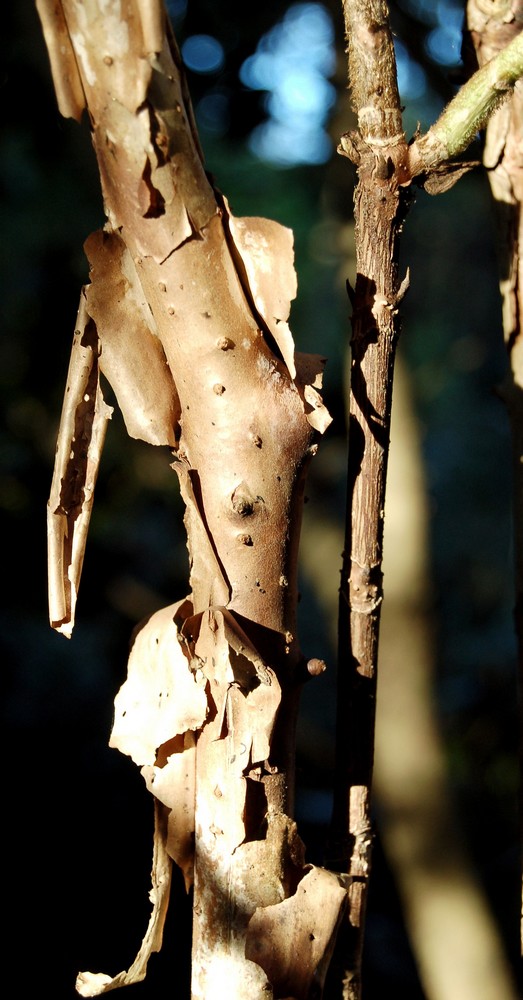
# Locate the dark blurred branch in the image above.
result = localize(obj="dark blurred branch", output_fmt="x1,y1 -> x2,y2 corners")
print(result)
466,0 -> 523,958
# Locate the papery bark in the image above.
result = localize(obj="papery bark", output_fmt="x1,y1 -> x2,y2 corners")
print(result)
37,1 -> 343,996
38,0 -> 523,995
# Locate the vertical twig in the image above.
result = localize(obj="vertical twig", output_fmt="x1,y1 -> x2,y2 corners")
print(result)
329,4 -> 523,994
329,10 -> 523,994
329,2 -> 410,995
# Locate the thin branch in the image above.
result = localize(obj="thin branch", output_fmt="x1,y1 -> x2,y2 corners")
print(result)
411,27 -> 523,172
329,3 -> 409,998
343,0 -> 404,145
331,2 -> 523,998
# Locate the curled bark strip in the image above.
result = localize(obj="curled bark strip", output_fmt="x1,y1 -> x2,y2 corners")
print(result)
173,459 -> 231,612
47,227 -> 183,636
142,736 -> 196,890
136,0 -> 165,54
110,598 -> 200,886
76,801 -> 172,996
84,229 -> 180,447
38,2 -> 334,995
110,598 -> 206,766
47,293 -> 112,636
225,207 -> 298,379
246,866 -> 348,1000
35,0 -> 85,121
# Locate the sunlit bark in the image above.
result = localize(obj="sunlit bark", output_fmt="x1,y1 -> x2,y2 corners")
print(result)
35,0 -> 523,995
37,1 -> 344,997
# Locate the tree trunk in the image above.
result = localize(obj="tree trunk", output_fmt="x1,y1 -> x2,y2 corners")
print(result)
36,0 -> 523,995
37,1 -> 347,997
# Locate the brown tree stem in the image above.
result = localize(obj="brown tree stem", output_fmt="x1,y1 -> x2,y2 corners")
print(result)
37,2 -> 344,997
329,2 -> 411,996
332,5 -> 523,991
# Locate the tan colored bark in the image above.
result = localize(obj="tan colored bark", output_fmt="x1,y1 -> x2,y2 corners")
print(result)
37,1 -> 344,997
37,0 -> 523,995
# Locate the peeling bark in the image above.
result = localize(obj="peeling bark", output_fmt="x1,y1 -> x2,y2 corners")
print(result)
37,1 -> 344,996
76,801 -> 173,998
37,0 -> 523,995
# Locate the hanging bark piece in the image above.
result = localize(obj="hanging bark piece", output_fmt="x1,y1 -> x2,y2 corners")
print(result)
226,209 -> 298,378
76,801 -> 172,997
35,0 -> 85,121
84,229 -> 180,446
177,603 -> 283,850
173,458 -> 231,613
246,866 -> 349,1000
47,293 -> 113,636
110,599 -> 207,765
47,227 -> 180,637
110,597 -> 200,890
36,1 -> 342,996
142,733 -> 196,891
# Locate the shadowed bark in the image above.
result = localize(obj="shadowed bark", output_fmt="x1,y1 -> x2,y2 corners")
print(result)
466,0 -> 523,958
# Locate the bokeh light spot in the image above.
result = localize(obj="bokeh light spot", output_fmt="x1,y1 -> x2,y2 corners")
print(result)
239,2 -> 335,168
182,34 -> 225,75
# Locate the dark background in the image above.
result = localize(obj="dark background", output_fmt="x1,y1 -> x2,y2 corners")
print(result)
1,1 -> 520,996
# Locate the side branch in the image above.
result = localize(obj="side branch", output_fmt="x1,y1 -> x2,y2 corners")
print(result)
410,28 -> 523,174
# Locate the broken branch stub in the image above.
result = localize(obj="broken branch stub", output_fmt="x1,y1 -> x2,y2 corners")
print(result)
37,0 -> 343,996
